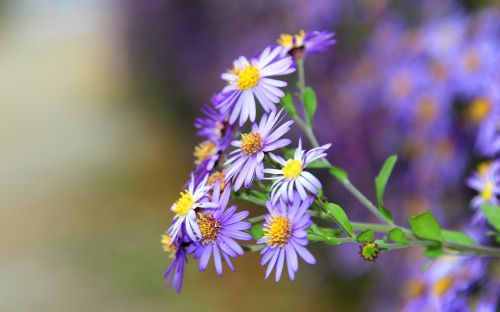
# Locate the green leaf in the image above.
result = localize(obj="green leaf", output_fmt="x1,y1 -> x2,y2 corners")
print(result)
280,92 -> 297,117
324,203 -> 354,236
249,223 -> 264,240
374,155 -> 398,213
442,230 -> 476,246
356,229 -> 374,242
481,204 -> 500,231
423,246 -> 443,259
380,207 -> 393,222
408,210 -> 444,243
389,228 -> 408,244
328,166 -> 349,183
301,87 -> 317,126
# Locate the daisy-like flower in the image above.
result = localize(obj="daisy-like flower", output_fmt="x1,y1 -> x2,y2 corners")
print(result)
168,174 -> 218,242
466,160 -> 500,222
217,46 -> 295,126
225,109 -> 293,191
402,256 -> 486,312
162,233 -> 194,293
276,30 -> 336,59
257,196 -> 316,282
194,95 -> 233,142
193,181 -> 252,275
265,139 -> 331,203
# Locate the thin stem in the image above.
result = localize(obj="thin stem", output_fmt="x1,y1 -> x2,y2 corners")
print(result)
296,59 -> 306,95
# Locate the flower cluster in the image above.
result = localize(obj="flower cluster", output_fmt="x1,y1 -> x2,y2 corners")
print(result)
162,30 -> 335,292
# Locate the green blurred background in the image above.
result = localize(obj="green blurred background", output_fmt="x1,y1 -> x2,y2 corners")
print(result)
0,1 -> 369,311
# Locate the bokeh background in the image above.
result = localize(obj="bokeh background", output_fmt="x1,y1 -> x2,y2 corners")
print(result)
1,0 -> 499,311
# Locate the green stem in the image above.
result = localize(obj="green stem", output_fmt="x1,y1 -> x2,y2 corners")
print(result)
296,59 -> 306,95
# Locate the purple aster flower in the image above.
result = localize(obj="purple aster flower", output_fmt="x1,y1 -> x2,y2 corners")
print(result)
161,233 -> 194,293
194,94 -> 234,142
225,109 -> 293,191
257,196 -> 316,282
168,174 -> 218,242
466,161 -> 500,223
473,88 -> 500,157
193,182 -> 252,276
217,46 -> 295,126
402,256 -> 487,312
276,30 -> 336,59
264,138 -> 331,203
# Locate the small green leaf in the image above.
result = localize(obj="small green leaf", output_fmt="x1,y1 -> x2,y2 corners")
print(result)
302,87 -> 317,126
442,230 -> 476,246
250,223 -> 264,240
324,203 -> 354,236
328,166 -> 349,183
408,210 -> 444,243
280,92 -> 297,117
424,246 -> 443,259
380,206 -> 393,222
374,155 -> 398,212
389,228 -> 408,244
481,204 -> 500,231
356,229 -> 374,242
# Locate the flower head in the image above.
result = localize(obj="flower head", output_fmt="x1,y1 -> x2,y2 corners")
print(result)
257,196 -> 316,282
277,30 -> 336,59
169,174 -> 219,242
162,233 -> 195,293
193,181 -> 252,275
217,47 -> 295,126
225,109 -> 293,191
265,139 -> 331,203
466,160 -> 500,222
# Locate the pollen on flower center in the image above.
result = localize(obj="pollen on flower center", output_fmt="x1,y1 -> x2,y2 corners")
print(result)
237,65 -> 260,90
197,213 -> 222,244
277,30 -> 305,48
207,170 -> 226,191
469,97 -> 491,122
161,234 -> 177,256
173,190 -> 195,216
241,132 -> 263,155
264,215 -> 292,247
481,181 -> 494,201
282,160 -> 303,179
194,141 -> 217,164
432,276 -> 453,297
477,162 -> 491,177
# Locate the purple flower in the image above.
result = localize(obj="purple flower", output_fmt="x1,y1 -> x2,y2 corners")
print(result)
277,30 -> 336,58
264,138 -> 331,203
168,174 -> 218,242
193,182 -> 252,275
194,98 -> 232,143
466,161 -> 500,223
217,46 -> 295,126
257,196 -> 316,282
402,256 -> 486,312
162,234 -> 194,293
225,109 -> 293,191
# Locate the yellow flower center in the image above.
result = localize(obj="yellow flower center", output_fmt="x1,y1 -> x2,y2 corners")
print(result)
277,30 -> 306,48
481,181 -> 494,201
391,73 -> 412,99
194,141 -> 217,164
477,162 -> 491,177
469,97 -> 491,123
241,132 -> 263,155
161,234 -> 177,256
417,95 -> 437,122
235,65 -> 260,90
207,170 -> 226,191
282,160 -> 303,179
463,51 -> 481,73
173,190 -> 195,216
432,276 -> 453,297
197,213 -> 221,244
430,61 -> 447,81
264,215 -> 292,247
404,280 -> 426,298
